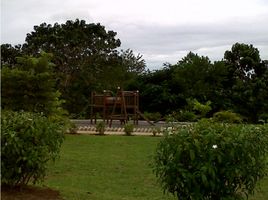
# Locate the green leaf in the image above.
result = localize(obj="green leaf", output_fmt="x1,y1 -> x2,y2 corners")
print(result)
201,174 -> 208,186
190,149 -> 195,161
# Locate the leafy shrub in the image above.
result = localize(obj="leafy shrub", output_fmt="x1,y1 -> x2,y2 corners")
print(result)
213,110 -> 242,123
68,121 -> 78,134
176,110 -> 197,122
153,120 -> 268,200
152,127 -> 162,137
124,122 -> 134,136
144,112 -> 162,121
258,113 -> 268,124
96,121 -> 105,135
192,99 -> 212,118
175,99 -> 211,122
1,111 -> 65,186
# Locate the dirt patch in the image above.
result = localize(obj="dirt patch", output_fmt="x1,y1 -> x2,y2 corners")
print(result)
1,185 -> 63,200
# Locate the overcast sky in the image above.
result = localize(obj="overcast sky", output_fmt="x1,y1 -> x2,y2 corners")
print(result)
1,0 -> 268,69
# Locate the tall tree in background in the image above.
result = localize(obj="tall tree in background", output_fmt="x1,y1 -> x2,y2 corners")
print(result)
135,64 -> 181,115
171,52 -> 230,113
1,44 -> 23,68
22,20 -> 120,114
173,52 -> 212,101
1,52 -> 65,116
20,19 -> 145,116
224,43 -> 261,81
224,43 -> 268,122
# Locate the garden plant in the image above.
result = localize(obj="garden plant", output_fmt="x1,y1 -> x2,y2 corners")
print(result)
153,120 -> 268,200
124,122 -> 134,136
1,111 -> 65,186
96,121 -> 106,135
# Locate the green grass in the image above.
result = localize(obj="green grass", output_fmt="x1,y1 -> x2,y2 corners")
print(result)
44,135 -> 176,200
249,177 -> 268,200
44,134 -> 268,200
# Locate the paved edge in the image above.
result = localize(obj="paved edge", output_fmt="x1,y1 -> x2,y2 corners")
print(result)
75,130 -> 162,136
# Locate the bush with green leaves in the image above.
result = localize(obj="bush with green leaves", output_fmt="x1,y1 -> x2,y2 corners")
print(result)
213,110 -> 242,123
144,112 -> 162,121
152,127 -> 162,137
153,120 -> 268,200
175,99 -> 211,122
192,99 -> 212,118
124,122 -> 134,136
175,110 -> 197,122
96,121 -> 105,135
1,111 -> 65,186
258,113 -> 268,124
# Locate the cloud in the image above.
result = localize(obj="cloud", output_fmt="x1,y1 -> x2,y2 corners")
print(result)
1,0 -> 268,69
104,14 -> 268,69
50,10 -> 93,23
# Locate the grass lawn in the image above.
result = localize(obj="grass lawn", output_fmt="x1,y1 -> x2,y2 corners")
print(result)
44,134 -> 268,200
44,134 -> 176,200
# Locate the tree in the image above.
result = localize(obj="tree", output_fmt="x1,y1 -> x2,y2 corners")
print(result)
120,49 -> 145,74
1,52 -> 64,116
96,49 -> 146,90
128,46 -> 267,122
21,19 -> 145,117
133,65 -> 184,115
224,43 -> 261,81
1,44 -> 23,67
133,53 -> 226,116
224,43 -> 268,122
23,19 -> 120,89
169,52 -> 225,115
172,52 -> 213,102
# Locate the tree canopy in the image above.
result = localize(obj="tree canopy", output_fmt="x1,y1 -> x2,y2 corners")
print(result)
1,52 -> 64,116
133,45 -> 268,123
1,19 -> 145,117
1,19 -> 267,122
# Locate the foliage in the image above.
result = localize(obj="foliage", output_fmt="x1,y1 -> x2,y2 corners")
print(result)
144,112 -> 162,121
224,43 -> 268,122
224,43 -> 261,81
258,113 -> 268,124
68,121 -> 78,134
133,66 -> 186,115
1,43 -> 23,67
120,49 -> 146,74
19,19 -> 145,116
1,52 -> 66,117
172,52 -> 214,102
2,26 -> 268,123
175,110 -> 197,122
213,110 -> 243,123
124,122 -> 134,136
152,127 -> 162,137
96,121 -> 105,135
173,99 -> 211,122
192,99 -> 212,118
153,120 -> 268,200
1,111 -> 65,186
131,45 -> 268,123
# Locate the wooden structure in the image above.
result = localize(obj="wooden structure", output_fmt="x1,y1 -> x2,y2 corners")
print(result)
90,88 -> 140,126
